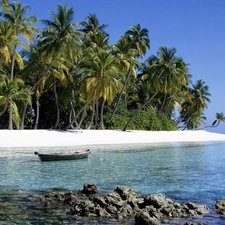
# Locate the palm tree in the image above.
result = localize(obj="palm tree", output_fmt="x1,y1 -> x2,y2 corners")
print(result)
179,79 -> 211,130
122,46 -> 189,131
64,49 -> 122,130
79,14 -> 108,37
195,112 -> 225,130
0,1 -> 39,129
111,37 -> 140,118
189,79 -> 211,114
0,20 -> 28,129
125,24 -> 150,58
0,74 -> 31,129
113,24 -> 150,114
0,1 -> 39,80
20,4 -> 84,129
43,56 -> 72,129
212,112 -> 225,127
0,20 -> 25,70
182,112 -> 206,130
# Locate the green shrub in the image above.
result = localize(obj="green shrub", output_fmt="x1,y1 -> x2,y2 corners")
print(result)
104,106 -> 178,131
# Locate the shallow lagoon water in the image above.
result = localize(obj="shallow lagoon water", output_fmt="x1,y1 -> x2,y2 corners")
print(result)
1,141 -> 225,224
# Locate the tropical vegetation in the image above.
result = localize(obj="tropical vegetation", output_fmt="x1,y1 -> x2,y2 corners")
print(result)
0,1 -> 222,130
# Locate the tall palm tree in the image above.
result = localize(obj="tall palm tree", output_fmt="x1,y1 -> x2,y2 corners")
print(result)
1,1 -> 39,129
64,49 -> 122,130
125,24 -> 150,58
43,56 -> 72,129
149,46 -> 190,117
20,4 -> 84,129
111,24 -> 150,119
0,20 -> 28,129
111,37 -> 140,118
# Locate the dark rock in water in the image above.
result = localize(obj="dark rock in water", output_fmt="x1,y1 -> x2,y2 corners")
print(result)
135,210 -> 158,225
216,200 -> 225,215
82,183 -> 98,194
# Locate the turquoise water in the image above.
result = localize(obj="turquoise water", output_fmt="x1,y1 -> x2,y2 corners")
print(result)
1,141 -> 225,224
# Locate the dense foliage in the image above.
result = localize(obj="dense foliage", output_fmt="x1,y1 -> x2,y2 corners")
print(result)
0,1 -> 220,131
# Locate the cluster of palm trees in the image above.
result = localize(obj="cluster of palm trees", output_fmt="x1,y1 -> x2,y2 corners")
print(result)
0,1 -> 223,130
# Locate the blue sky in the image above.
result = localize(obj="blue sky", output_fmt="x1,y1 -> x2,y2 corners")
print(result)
18,0 -> 225,133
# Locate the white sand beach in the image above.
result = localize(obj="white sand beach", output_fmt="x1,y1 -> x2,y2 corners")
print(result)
0,129 -> 225,149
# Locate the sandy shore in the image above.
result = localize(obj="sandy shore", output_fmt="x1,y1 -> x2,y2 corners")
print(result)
0,129 -> 225,149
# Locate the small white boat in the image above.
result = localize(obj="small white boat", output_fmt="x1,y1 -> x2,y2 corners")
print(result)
34,149 -> 91,161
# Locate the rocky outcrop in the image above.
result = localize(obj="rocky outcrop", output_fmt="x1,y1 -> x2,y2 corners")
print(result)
216,200 -> 225,215
38,184 -> 210,224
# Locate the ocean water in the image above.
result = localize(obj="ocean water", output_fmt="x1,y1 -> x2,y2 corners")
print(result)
1,141 -> 225,224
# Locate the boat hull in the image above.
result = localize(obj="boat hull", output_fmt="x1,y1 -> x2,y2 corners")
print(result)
35,149 -> 91,161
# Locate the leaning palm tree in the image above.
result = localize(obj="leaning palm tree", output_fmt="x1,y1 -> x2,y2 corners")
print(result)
111,24 -> 150,119
212,112 -> 225,127
182,112 -> 207,130
195,112 -> 225,130
122,46 -> 189,131
122,56 -> 162,132
111,37 -> 140,118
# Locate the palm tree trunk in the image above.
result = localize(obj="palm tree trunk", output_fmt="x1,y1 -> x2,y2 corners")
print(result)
94,100 -> 99,129
111,70 -> 132,119
69,100 -> 78,128
87,100 -> 95,130
10,56 -> 15,81
159,94 -> 167,112
195,121 -> 220,130
34,96 -> 39,129
75,106 -> 86,129
165,96 -> 173,116
20,62 -> 54,129
53,79 -> 60,129
0,103 -> 8,117
8,56 -> 15,130
122,92 -> 158,131
8,103 -> 13,130
63,97 -> 94,130
100,99 -> 106,130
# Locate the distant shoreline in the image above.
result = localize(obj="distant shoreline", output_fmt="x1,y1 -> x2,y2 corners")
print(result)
1,129 -> 225,149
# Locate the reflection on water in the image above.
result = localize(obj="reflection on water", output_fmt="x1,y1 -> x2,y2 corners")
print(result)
1,141 -> 225,224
